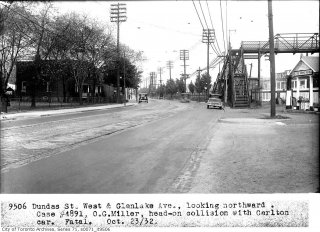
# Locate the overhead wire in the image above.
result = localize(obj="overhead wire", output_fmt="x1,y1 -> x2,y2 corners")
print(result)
192,0 -> 204,29
199,1 -> 221,57
198,0 -> 209,29
219,0 -> 226,54
205,0 -> 222,56
225,0 -> 228,50
191,0 -> 223,80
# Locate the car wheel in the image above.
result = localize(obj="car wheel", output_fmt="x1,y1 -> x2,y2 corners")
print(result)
207,106 -> 209,109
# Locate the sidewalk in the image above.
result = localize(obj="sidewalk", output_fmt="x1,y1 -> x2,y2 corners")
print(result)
1,102 -> 138,121
190,105 -> 319,193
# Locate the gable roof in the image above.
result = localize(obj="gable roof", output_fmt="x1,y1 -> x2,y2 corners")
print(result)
301,56 -> 319,72
290,56 -> 319,75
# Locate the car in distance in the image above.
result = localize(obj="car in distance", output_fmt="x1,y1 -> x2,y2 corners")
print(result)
138,93 -> 148,103
207,97 -> 224,109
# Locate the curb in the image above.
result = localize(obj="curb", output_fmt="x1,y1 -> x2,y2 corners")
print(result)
284,109 -> 320,115
218,118 -> 278,124
1,103 -> 137,121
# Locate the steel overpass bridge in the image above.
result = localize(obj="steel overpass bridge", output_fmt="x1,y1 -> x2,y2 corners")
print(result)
212,33 -> 319,108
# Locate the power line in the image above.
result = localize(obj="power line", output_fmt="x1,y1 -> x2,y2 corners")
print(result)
206,0 -> 222,56
199,1 -> 221,57
192,0 -> 204,29
219,0 -> 226,53
200,2 -> 221,58
198,0 -> 209,29
225,0 -> 228,51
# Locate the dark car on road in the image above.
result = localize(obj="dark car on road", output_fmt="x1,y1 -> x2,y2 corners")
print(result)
138,93 -> 148,103
207,95 -> 224,109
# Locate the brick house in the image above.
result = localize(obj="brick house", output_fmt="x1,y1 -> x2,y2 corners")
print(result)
15,60 -> 106,102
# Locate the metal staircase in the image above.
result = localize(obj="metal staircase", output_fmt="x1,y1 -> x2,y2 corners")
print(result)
213,49 -> 250,108
213,32 -> 319,108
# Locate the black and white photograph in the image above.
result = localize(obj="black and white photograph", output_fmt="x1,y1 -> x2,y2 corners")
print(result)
0,0 -> 319,230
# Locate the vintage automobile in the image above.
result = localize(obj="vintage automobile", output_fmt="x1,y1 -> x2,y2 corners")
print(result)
207,97 -> 224,109
138,93 -> 148,103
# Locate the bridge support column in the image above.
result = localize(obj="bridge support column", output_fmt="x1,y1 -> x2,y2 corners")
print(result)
258,53 -> 261,105
309,75 -> 313,109
296,78 -> 300,105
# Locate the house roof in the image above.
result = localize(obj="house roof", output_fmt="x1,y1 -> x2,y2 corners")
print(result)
290,56 -> 319,75
301,56 -> 319,72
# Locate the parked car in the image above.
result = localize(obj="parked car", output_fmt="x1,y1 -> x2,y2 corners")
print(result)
207,97 -> 224,109
138,93 -> 148,103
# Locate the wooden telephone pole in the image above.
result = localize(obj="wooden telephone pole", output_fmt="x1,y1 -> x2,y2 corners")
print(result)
202,29 -> 215,78
180,50 -> 189,93
268,0 -> 276,117
110,3 -> 127,103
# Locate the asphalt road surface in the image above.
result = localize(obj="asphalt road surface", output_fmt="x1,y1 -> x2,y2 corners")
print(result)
1,99 -> 225,193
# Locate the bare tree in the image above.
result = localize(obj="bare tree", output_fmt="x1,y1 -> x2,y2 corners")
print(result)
0,3 -> 34,97
28,2 -> 56,107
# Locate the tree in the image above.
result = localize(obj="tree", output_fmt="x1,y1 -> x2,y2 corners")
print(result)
103,50 -> 142,91
188,81 -> 195,95
165,79 -> 177,98
21,2 -> 57,107
62,13 -> 101,105
194,75 -> 203,94
201,72 -> 211,97
0,2 -> 35,111
176,77 -> 185,93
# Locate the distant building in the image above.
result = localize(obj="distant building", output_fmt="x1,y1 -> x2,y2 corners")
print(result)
260,70 -> 291,102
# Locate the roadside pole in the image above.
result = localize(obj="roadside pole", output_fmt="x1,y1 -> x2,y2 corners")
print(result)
268,0 -> 276,117
123,51 -> 126,107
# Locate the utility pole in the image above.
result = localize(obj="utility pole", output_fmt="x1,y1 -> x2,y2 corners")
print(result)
166,61 -> 173,80
228,29 -> 236,50
149,72 -> 156,95
123,51 -> 126,106
202,29 -> 215,79
268,0 -> 276,117
158,67 -> 163,85
110,3 -> 127,103
180,50 -> 189,93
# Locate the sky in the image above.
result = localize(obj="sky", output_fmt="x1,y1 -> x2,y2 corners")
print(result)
54,0 -> 319,88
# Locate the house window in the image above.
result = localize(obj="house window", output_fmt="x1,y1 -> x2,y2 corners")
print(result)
21,81 -> 27,93
82,85 -> 89,93
276,81 -> 286,90
300,79 -> 306,89
46,82 -> 50,92
262,92 -> 271,101
313,77 -> 319,88
262,82 -> 270,90
291,80 -> 297,89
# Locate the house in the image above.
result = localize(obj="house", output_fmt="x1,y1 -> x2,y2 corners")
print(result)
15,60 -> 107,102
289,56 -> 319,109
260,70 -> 290,102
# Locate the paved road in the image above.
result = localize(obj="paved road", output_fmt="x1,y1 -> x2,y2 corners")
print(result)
1,100 -> 318,193
1,99 -> 225,193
